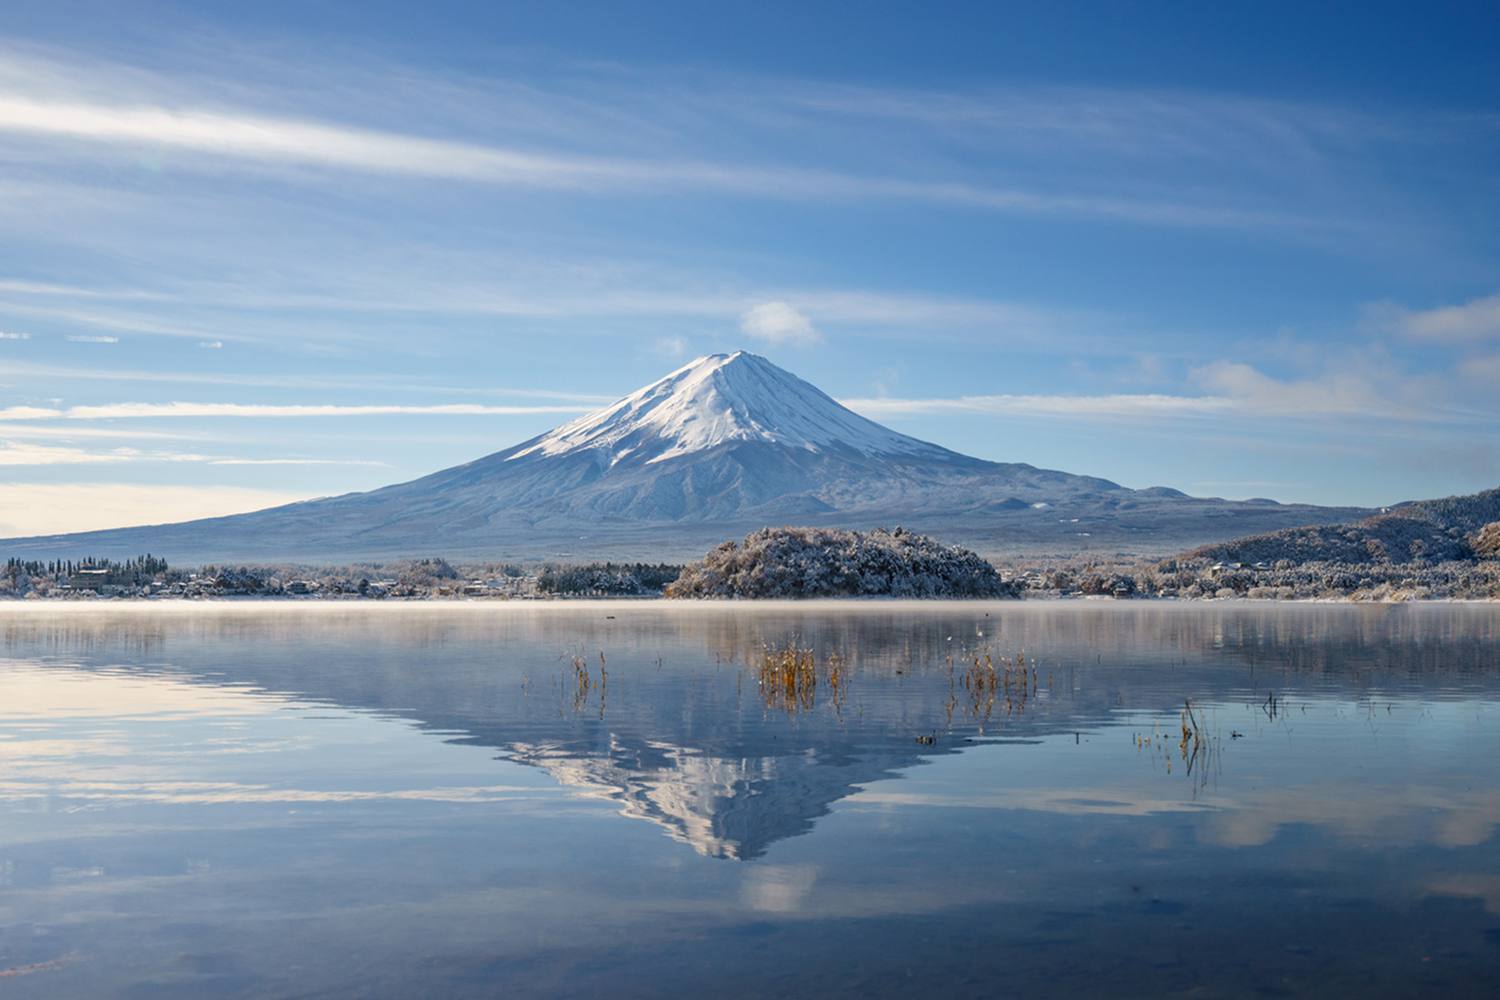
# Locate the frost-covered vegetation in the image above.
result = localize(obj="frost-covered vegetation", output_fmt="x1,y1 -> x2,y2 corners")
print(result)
666,527 -> 1016,599
1146,558 -> 1500,601
1,556 -> 535,600
1188,487 -> 1500,566
1476,521 -> 1500,559
537,563 -> 682,596
992,491 -> 1500,601
1141,487 -> 1500,600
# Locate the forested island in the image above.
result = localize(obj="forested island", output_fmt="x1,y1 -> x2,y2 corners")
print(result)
665,527 -> 1016,598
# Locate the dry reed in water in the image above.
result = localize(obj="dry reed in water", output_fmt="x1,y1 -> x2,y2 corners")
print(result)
758,644 -> 847,714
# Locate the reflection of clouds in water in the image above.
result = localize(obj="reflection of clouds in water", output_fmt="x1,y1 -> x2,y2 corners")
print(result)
0,662 -> 291,720
1433,804 -> 1500,848
742,864 -> 818,913
856,787 -> 1216,818
0,777 -> 554,805
0,736 -> 130,760
860,784 -> 1500,851
1198,787 -> 1500,849
1427,874 -> 1500,914
0,664 -> 562,810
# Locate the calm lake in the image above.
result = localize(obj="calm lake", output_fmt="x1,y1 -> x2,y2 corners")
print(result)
1,601 -> 1498,998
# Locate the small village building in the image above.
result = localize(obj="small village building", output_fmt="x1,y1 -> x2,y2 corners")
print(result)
69,568 -> 112,591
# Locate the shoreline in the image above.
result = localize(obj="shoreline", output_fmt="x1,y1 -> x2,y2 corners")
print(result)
1,594 -> 1497,610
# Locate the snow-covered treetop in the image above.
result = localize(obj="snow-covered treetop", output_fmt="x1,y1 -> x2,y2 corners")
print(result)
509,351 -> 949,466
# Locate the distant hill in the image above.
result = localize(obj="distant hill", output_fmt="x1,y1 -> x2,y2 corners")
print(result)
1182,486 -> 1500,567
0,351 -> 1371,564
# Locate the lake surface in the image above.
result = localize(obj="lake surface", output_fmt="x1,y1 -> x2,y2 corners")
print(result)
1,601 -> 1498,998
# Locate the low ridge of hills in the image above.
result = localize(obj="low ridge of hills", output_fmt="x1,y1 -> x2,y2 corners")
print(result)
0,351 -> 1373,564
1183,486 -> 1500,567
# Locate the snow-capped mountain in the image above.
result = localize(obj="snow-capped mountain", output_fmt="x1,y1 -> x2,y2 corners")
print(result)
342,350 -> 1124,527
0,351 -> 1367,562
512,351 -> 950,467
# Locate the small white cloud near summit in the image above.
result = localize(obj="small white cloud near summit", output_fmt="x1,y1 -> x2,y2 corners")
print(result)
652,335 -> 689,359
739,301 -> 820,346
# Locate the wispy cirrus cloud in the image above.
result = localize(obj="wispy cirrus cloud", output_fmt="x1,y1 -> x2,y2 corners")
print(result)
0,275 -> 1072,342
846,361 -> 1473,423
0,358 -> 615,401
0,90 -> 1309,230
0,94 -> 607,184
0,401 -> 591,421
0,442 -> 205,465
0,406 -> 64,420
0,440 -> 388,467
773,79 -> 1445,169
1,300 -> 216,341
0,423 -> 202,441
844,392 -> 1235,419
205,457 -> 385,466
0,277 -> 170,301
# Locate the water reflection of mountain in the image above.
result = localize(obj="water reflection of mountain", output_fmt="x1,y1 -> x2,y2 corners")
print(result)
4,603 -> 1498,859
504,739 -> 896,859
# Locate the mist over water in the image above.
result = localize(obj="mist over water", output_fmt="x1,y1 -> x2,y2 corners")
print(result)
1,602 -> 1498,998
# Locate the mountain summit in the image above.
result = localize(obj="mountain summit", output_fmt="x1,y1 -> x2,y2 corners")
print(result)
512,351 -> 950,467
0,352 -> 1367,562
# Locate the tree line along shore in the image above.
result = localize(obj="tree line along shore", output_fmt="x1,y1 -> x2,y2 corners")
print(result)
6,495 -> 1500,603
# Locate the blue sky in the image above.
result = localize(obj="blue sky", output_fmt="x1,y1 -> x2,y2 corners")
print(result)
0,0 -> 1498,534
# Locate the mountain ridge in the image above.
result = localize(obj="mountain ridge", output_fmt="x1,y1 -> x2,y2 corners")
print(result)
0,351 -> 1372,562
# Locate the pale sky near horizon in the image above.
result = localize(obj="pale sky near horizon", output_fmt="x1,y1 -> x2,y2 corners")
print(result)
1,1 -> 1498,536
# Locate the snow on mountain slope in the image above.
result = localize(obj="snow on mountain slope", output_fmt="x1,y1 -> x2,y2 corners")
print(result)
509,351 -> 953,467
